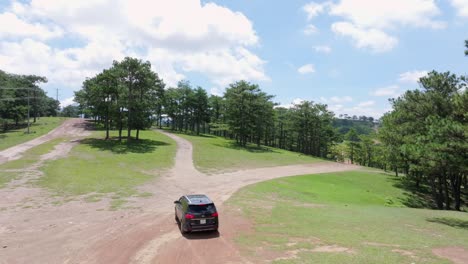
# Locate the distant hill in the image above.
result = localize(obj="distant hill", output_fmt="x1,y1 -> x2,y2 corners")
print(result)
333,118 -> 377,136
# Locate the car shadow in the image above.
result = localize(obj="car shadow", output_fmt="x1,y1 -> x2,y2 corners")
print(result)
182,230 -> 220,240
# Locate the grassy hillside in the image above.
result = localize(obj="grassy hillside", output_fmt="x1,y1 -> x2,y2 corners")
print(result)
173,132 -> 322,174
227,171 -> 468,263
0,117 -> 66,151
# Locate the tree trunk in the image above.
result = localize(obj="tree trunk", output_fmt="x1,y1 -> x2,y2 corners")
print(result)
443,173 -> 451,210
451,173 -> 462,211
105,101 -> 110,140
436,175 -> 444,210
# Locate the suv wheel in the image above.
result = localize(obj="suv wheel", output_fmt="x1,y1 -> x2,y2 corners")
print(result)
180,223 -> 188,234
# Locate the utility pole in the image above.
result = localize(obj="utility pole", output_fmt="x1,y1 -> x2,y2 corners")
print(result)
56,88 -> 59,102
27,89 -> 30,134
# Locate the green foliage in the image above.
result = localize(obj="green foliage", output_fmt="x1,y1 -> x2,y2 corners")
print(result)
0,69 -> 59,130
228,171 -> 468,263
60,105 -> 80,117
163,81 -> 210,135
74,57 -> 165,141
333,118 -> 374,135
379,71 -> 467,211
224,80 -> 275,147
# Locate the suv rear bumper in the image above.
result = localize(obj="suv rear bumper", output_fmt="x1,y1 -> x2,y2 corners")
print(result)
184,223 -> 218,232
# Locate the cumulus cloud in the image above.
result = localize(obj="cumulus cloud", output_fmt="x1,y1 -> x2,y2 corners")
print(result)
276,98 -> 305,108
0,0 -> 268,91
330,102 -> 388,118
303,24 -> 319,35
450,0 -> 468,17
329,0 -> 445,30
60,97 -> 76,108
298,64 -> 316,74
0,12 -> 63,40
303,2 -> 331,20
209,87 -> 223,96
398,70 -> 428,83
331,22 -> 398,52
303,0 -> 445,52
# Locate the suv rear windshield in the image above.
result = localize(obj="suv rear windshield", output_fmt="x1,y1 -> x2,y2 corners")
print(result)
188,204 -> 216,214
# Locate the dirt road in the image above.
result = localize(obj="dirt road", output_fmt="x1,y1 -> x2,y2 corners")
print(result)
0,119 -> 359,264
0,118 -> 90,165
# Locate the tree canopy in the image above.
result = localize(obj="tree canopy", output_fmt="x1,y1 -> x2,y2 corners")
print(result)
0,70 -> 59,131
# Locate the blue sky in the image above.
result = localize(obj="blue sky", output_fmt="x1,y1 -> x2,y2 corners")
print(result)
0,0 -> 467,118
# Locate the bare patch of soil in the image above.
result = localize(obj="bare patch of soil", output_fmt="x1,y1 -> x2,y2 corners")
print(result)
432,247 -> 468,264
312,245 -> 354,253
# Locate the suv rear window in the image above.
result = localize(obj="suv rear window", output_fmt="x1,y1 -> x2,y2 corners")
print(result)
188,204 -> 216,214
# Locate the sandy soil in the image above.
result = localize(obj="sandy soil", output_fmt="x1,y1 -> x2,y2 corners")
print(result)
1,120 -> 362,264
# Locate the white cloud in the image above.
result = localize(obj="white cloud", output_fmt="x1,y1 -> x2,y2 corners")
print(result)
303,2 -> 330,20
0,12 -> 63,40
298,64 -> 316,74
331,22 -> 398,53
370,85 -> 401,97
329,0 -> 445,29
0,0 -> 267,91
60,97 -> 76,107
313,45 -> 332,53
303,24 -> 318,35
303,0 -> 445,52
209,87 -> 223,96
449,0 -> 468,17
330,102 -> 387,118
398,70 -> 428,83
276,98 -> 305,108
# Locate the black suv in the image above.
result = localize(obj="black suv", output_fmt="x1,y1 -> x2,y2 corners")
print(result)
174,194 -> 219,233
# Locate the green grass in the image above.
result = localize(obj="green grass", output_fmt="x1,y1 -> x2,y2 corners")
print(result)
37,130 -> 176,204
172,132 -> 321,173
227,171 -> 468,264
0,171 -> 20,188
0,117 -> 66,151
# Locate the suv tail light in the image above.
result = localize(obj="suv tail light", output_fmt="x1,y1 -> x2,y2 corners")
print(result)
185,213 -> 195,219
211,212 -> 219,217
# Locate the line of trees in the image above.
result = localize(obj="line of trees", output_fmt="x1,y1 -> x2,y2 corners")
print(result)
76,59 -> 337,158
161,80 -> 336,157
0,70 -> 59,132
